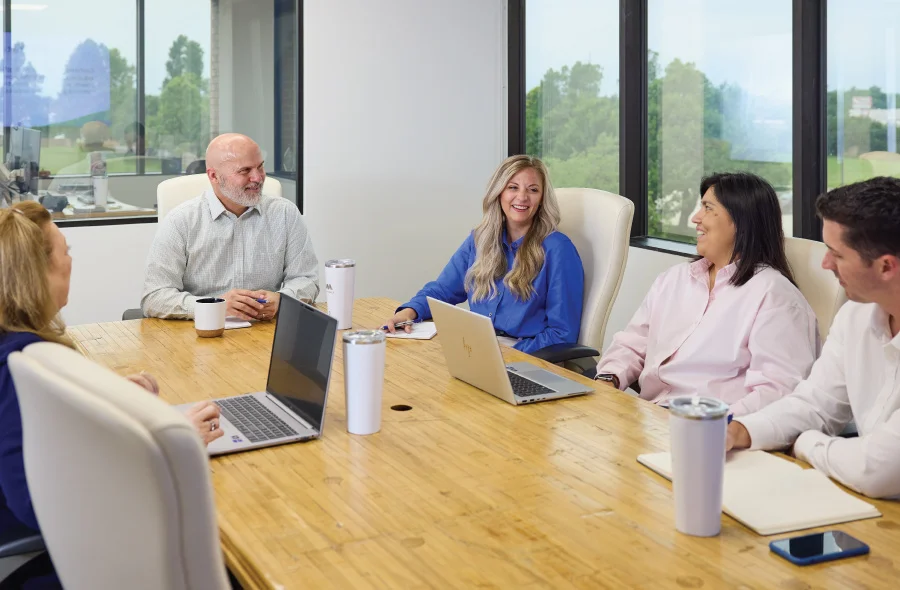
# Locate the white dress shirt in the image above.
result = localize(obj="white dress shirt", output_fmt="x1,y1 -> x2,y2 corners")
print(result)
141,191 -> 319,318
597,259 -> 819,416
738,301 -> 900,499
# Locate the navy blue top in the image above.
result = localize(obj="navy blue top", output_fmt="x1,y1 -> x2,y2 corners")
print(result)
400,231 -> 585,353
0,330 -> 42,537
1,331 -> 63,589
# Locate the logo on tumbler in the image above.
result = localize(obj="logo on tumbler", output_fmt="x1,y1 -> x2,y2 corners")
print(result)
326,283 -> 333,293
462,337 -> 472,358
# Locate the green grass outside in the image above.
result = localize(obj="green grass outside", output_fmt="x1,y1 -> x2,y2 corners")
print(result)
827,155 -> 900,188
38,146 -> 163,176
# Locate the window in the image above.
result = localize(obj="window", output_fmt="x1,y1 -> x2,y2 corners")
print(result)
524,0 -> 619,194
647,0 -> 793,243
0,0 -> 300,222
7,0 -> 138,176
827,0 -> 900,189
145,0 -> 212,174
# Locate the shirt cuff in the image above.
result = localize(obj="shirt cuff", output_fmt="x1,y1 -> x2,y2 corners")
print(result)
793,429 -> 832,464
595,363 -> 627,391
182,295 -> 200,318
735,413 -> 781,451
399,300 -> 429,322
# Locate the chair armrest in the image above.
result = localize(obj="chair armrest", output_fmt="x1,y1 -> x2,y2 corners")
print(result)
122,308 -> 144,320
0,525 -> 45,558
531,343 -> 600,364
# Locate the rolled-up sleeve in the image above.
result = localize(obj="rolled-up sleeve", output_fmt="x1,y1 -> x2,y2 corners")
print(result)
596,279 -> 657,391
279,211 -> 319,302
141,217 -> 199,319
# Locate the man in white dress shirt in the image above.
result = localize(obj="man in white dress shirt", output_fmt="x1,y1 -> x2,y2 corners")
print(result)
141,133 -> 318,320
727,176 -> 900,499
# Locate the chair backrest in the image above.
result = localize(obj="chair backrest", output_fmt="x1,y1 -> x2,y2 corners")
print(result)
156,173 -> 283,221
8,343 -> 229,590
784,236 -> 847,341
555,188 -> 635,353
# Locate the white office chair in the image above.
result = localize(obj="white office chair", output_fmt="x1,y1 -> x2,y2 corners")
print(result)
784,237 -> 847,341
534,188 -> 635,366
9,342 -> 229,590
156,173 -> 283,221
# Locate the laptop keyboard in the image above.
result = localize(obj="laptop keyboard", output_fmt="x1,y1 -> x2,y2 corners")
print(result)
507,370 -> 555,397
216,395 -> 300,443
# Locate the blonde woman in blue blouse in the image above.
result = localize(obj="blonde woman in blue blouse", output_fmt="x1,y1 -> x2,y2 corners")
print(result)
385,155 -> 585,353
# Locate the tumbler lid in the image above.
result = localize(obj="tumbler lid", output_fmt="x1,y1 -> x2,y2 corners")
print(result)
669,396 -> 729,420
325,259 -> 356,268
343,330 -> 385,345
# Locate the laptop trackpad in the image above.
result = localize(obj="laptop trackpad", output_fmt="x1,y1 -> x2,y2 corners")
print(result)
512,363 -> 568,385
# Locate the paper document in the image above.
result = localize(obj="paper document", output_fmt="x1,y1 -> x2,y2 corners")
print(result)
225,317 -> 252,330
637,450 -> 881,536
384,322 -> 437,340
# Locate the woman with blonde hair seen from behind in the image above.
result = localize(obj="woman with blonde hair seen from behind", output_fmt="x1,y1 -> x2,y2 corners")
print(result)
385,155 -> 584,353
0,202 -> 223,587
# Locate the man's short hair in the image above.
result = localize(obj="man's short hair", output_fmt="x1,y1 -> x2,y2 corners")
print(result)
816,176 -> 900,261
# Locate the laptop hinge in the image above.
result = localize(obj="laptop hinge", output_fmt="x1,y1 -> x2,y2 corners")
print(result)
265,392 -> 315,431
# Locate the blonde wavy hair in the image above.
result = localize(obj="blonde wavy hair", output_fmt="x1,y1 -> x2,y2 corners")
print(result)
0,202 -> 75,348
465,155 -> 560,302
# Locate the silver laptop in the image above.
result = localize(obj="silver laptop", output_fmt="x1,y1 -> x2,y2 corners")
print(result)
427,297 -> 592,405
178,295 -> 337,455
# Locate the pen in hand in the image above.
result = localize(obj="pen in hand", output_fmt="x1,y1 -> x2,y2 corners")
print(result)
381,319 -> 421,330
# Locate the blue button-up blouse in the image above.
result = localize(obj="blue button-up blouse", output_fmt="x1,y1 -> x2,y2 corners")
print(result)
400,231 -> 584,353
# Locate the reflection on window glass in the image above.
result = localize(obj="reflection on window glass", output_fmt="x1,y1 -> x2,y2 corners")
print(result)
7,0 -> 137,176
146,0 -> 212,176
827,0 -> 900,188
648,0 -> 793,242
524,0 -> 619,194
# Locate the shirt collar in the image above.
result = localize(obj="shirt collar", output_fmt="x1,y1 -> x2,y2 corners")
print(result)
203,189 -> 262,220
688,258 -> 737,283
869,305 -> 900,349
501,228 -> 525,251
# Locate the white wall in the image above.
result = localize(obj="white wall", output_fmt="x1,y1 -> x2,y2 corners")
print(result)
601,246 -> 691,352
60,223 -> 158,326
303,0 -> 508,303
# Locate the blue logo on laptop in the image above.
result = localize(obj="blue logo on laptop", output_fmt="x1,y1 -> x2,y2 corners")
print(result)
231,435 -> 243,443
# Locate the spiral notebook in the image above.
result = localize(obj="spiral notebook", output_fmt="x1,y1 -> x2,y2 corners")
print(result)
637,450 -> 881,536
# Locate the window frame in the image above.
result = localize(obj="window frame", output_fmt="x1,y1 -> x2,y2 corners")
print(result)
0,0 -> 304,227
509,0 -> 829,250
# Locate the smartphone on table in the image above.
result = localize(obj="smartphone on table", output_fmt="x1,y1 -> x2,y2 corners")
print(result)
770,531 -> 869,566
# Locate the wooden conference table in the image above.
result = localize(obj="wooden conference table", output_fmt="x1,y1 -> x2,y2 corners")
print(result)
70,298 -> 900,589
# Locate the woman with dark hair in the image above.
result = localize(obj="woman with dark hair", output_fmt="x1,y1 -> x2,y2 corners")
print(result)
595,172 -> 819,416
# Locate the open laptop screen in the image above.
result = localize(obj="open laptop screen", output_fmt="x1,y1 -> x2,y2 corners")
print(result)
265,295 -> 337,431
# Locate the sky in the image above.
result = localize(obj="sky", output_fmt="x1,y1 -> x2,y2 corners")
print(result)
526,0 -> 900,97
9,0 -> 211,97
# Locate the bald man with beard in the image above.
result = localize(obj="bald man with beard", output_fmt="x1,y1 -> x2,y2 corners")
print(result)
141,134 -> 319,320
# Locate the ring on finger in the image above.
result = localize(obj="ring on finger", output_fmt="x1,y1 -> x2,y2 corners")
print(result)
210,421 -> 218,432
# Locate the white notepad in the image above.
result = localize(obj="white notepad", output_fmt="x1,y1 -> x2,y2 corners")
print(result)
637,450 -> 881,536
225,317 -> 252,330
383,322 -> 437,340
